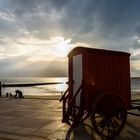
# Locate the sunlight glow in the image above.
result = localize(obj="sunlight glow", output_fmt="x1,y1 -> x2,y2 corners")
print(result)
131,60 -> 140,70
130,48 -> 140,57
0,36 -> 74,62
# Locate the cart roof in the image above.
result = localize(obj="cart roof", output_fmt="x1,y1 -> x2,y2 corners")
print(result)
68,47 -> 130,57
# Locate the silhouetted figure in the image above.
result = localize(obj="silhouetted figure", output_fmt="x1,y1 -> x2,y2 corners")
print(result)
0,81 -> 2,97
6,92 -> 9,97
10,92 -> 12,98
14,90 -> 24,98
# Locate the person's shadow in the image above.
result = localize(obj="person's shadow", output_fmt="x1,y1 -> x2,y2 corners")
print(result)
64,122 -> 101,140
64,120 -> 140,140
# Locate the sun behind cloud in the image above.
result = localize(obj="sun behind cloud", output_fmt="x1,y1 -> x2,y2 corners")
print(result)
3,36 -> 74,62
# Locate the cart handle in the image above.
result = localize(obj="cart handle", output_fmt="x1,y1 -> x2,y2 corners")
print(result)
59,87 -> 69,102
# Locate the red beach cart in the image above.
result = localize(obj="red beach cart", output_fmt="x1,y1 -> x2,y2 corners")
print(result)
60,47 -> 140,139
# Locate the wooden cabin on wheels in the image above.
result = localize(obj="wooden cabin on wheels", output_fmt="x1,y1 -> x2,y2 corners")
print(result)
60,47 -> 131,139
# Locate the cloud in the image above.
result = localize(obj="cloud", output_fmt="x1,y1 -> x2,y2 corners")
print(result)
0,11 -> 15,22
0,0 -> 139,43
0,0 -> 140,76
0,35 -> 73,77
1,59 -> 68,77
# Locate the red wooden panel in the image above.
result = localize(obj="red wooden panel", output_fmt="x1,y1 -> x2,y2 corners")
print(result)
68,47 -> 131,111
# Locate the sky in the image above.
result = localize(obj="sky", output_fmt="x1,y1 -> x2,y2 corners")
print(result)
0,0 -> 140,77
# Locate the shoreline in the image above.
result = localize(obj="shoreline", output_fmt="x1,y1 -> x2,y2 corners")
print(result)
2,94 -> 62,100
24,94 -> 61,100
2,90 -> 140,100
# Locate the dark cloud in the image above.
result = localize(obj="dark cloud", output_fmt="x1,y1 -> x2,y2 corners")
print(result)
0,0 -> 140,41
96,0 -> 140,39
0,0 -> 140,76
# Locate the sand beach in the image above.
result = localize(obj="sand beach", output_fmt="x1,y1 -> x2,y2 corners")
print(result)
0,93 -> 139,140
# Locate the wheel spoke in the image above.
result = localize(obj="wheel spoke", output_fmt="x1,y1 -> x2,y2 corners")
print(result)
108,122 -> 110,137
112,117 -> 121,128
91,93 -> 127,139
110,118 -> 116,133
95,117 -> 105,128
101,125 -> 105,134
95,121 -> 103,128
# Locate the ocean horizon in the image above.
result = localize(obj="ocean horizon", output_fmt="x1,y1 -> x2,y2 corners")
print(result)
0,77 -> 139,96
0,77 -> 68,96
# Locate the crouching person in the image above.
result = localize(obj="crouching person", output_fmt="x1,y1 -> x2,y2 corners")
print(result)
14,90 -> 24,98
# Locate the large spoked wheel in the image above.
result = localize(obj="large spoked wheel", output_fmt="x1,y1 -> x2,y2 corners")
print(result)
63,96 -> 89,127
91,93 -> 127,139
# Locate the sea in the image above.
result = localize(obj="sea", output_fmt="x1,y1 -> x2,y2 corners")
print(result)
131,78 -> 140,93
0,77 -> 139,97
0,77 -> 68,97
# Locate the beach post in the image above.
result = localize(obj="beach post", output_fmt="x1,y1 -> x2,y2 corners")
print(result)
0,81 -> 2,97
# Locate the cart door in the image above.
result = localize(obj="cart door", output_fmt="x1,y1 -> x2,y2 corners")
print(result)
73,54 -> 83,106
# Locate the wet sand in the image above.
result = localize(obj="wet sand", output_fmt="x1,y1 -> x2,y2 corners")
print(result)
0,94 -> 139,140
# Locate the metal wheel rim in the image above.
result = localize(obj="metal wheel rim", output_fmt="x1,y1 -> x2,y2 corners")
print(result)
91,93 -> 127,138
